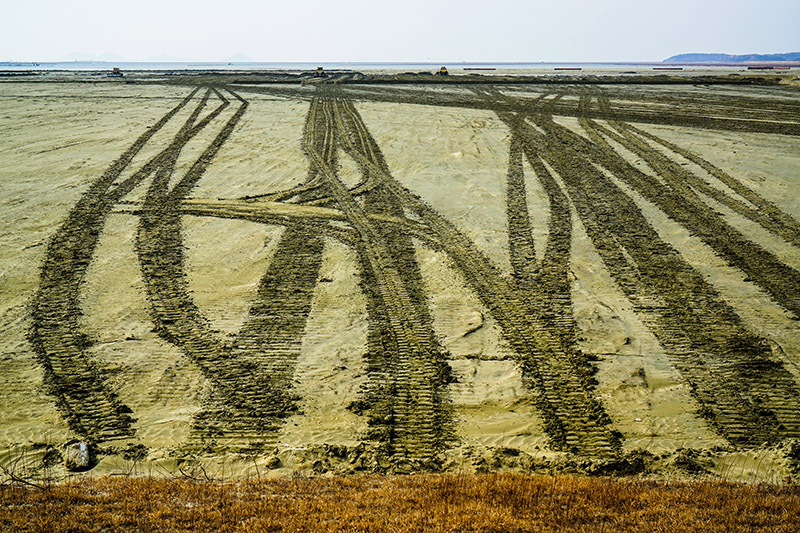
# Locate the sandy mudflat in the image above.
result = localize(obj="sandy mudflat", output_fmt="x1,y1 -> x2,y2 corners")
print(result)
1,72 -> 799,482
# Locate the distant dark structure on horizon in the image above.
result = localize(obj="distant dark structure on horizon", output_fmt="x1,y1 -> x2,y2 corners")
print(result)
665,52 -> 800,63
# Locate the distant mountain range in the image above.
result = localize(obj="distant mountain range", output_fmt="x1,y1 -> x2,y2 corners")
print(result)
665,52 -> 800,63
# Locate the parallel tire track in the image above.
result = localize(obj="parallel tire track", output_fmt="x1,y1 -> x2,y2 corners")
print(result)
504,125 -> 578,346
330,91 -> 454,459
329,92 -> 620,457
234,83 -> 800,136
32,79 -> 800,458
134,89 -> 311,445
506,134 -> 539,283
29,88 -> 200,440
506,96 -> 800,446
304,93 -> 454,460
588,94 -> 800,248
572,97 -> 800,319
477,84 -> 579,345
195,226 -> 325,442
196,90 -> 336,442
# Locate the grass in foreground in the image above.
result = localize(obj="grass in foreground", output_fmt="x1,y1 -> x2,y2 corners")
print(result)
1,473 -> 798,532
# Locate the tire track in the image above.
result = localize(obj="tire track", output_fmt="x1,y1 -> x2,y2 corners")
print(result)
302,92 -> 454,460
29,87 -> 200,440
605,119 -> 800,247
193,225 -> 325,443
502,95 -> 800,446
520,138 -> 577,343
197,90 -> 337,443
589,94 -> 800,248
233,83 -> 800,136
328,92 -> 620,457
590,88 -> 800,124
476,87 -> 577,344
572,95 -> 800,319
504,124 -> 577,345
135,89 -> 314,445
330,91 -> 454,459
169,198 -> 440,251
505,134 -> 538,283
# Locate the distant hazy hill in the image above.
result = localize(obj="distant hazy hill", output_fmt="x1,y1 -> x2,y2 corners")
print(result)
225,53 -> 254,62
665,52 -> 800,63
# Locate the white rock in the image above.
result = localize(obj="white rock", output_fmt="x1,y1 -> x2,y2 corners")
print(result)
64,441 -> 92,471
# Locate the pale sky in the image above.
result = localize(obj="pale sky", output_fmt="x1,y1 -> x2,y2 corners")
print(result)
3,0 -> 799,62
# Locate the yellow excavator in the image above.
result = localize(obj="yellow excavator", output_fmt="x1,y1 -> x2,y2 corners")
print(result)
315,66 -> 326,77
437,66 -> 449,76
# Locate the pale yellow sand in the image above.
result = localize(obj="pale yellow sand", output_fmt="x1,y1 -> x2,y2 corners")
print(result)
1,80 -> 798,483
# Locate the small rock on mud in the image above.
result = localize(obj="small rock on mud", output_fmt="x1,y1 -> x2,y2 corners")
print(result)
64,441 -> 92,471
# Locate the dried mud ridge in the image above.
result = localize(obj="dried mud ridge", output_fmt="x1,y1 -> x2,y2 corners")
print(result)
29,80 -> 800,468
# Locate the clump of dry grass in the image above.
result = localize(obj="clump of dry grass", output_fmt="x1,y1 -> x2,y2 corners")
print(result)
1,473 -> 798,531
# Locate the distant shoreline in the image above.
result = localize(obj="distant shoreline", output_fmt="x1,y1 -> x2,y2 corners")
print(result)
1,60 -> 799,72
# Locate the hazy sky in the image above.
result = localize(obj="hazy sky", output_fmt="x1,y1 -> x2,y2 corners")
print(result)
3,0 -> 799,62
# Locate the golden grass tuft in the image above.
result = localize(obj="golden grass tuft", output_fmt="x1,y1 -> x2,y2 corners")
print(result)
1,473 -> 798,531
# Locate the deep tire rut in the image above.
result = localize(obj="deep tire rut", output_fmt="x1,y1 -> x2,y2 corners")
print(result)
485,87 -> 800,446
304,92 -> 454,460
29,88 -> 201,440
329,91 -> 621,458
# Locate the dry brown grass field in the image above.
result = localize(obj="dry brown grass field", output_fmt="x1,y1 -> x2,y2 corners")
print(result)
1,71 -> 800,530
2,473 -> 800,532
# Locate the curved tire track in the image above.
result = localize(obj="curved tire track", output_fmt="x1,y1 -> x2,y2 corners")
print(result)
509,95 -> 800,446
329,92 -> 620,457
29,88 -> 200,440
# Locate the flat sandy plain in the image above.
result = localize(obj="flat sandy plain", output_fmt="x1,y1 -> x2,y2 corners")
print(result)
1,69 -> 800,483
